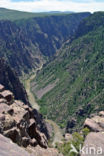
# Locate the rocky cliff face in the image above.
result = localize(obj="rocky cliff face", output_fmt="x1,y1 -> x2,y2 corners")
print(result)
0,20 -> 43,75
0,58 -> 49,139
0,83 -> 48,148
0,12 -> 90,75
0,134 -> 62,156
0,58 -> 29,104
0,84 -> 62,156
19,13 -> 90,57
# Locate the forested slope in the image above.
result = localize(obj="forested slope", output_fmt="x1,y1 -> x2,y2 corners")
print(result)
33,12 -> 104,131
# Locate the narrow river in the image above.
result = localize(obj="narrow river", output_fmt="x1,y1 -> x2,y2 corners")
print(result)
24,66 -> 63,146
24,73 -> 40,110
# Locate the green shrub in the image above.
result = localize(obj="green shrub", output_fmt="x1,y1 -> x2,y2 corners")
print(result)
82,127 -> 90,138
57,132 -> 84,156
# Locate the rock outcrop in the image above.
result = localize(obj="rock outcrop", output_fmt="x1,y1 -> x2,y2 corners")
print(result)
84,111 -> 104,132
81,111 -> 104,156
0,59 -> 29,104
0,134 -> 34,156
0,84 -> 48,149
0,84 -> 62,156
0,134 -> 62,156
81,132 -> 104,156
0,59 -> 49,139
29,146 -> 63,156
32,109 -> 50,140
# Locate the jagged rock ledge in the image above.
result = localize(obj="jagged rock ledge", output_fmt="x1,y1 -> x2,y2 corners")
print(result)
0,58 -> 50,140
0,84 -> 62,156
0,83 -> 48,148
0,58 -> 29,104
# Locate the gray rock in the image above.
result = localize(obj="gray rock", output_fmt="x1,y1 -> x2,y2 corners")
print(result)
0,84 -> 4,92
81,132 -> 104,156
0,84 -> 48,149
0,90 -> 14,104
84,118 -> 103,132
0,134 -> 34,156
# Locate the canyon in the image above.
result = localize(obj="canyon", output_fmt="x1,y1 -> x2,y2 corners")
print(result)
0,8 -> 104,156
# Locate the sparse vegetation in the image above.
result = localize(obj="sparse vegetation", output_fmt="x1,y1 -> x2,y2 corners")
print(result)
56,128 -> 90,156
56,132 -> 84,156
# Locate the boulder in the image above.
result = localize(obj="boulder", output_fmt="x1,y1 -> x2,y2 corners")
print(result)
84,112 -> 104,132
3,115 -> 16,131
30,138 -> 38,146
0,103 -> 10,114
0,90 -> 14,104
4,127 -> 21,145
34,128 -> 48,148
0,98 -> 7,104
84,118 -> 103,132
91,116 -> 104,128
0,114 -> 5,121
99,111 -> 104,117
81,132 -> 104,156
10,102 -> 30,125
22,136 -> 30,147
0,84 -> 4,92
